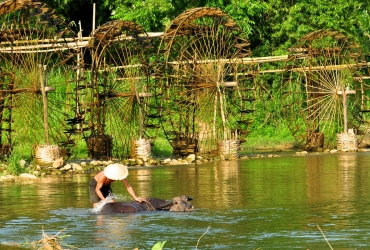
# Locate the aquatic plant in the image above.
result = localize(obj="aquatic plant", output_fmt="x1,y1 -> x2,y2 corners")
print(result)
5,227 -> 76,249
152,241 -> 167,250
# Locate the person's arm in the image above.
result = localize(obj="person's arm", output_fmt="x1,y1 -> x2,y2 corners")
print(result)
122,179 -> 146,202
95,175 -> 107,201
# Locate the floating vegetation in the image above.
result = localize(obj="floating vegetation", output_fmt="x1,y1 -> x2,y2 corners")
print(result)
1,227 -> 77,250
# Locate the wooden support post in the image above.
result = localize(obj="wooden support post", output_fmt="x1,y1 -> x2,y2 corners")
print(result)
216,63 -> 227,139
343,86 -> 348,133
337,86 -> 356,134
39,64 -> 49,145
92,3 -> 96,33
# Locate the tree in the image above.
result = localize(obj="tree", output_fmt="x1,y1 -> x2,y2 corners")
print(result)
42,0 -> 112,36
265,0 -> 369,53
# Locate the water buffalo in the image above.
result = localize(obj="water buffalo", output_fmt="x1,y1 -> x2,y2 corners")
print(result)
99,195 -> 194,214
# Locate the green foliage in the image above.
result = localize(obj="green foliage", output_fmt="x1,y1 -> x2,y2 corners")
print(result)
152,240 -> 167,250
69,139 -> 89,160
357,9 -> 370,54
5,152 -> 27,176
243,122 -> 296,151
41,0 -> 370,55
104,0 -> 175,31
152,137 -> 172,158
267,0 -> 367,52
224,0 -> 269,51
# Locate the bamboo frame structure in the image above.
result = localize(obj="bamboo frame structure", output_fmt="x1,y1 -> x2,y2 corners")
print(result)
0,2 -> 370,160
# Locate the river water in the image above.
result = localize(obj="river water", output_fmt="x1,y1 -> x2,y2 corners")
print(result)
1,151 -> 370,249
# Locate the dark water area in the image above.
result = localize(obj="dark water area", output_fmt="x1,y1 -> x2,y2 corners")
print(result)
1,151 -> 370,249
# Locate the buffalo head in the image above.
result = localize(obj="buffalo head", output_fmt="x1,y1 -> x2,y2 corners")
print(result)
158,195 -> 194,212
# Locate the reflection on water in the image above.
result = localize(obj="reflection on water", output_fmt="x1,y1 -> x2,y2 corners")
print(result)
93,214 -> 136,248
1,152 -> 370,249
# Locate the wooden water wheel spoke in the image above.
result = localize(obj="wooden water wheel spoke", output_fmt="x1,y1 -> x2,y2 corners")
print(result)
282,29 -> 370,150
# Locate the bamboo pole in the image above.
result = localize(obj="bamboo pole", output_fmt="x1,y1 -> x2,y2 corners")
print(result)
166,55 -> 289,65
39,64 -> 49,145
213,92 -> 218,139
76,21 -> 83,131
134,78 -> 144,138
96,56 -> 370,75
0,41 -> 89,53
92,3 -> 96,33
0,32 -> 161,46
338,86 -> 356,133
216,63 -> 227,139
0,37 -> 91,45
342,86 -> 348,133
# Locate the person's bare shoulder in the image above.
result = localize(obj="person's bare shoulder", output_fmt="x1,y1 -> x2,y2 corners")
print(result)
95,171 -> 106,183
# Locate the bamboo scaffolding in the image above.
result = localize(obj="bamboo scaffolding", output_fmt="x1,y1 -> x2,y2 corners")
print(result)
0,32 -> 161,53
0,31 -> 161,46
0,41 -> 89,53
0,37 -> 90,45
1,36 -> 369,76
94,54 -> 370,75
166,55 -> 290,65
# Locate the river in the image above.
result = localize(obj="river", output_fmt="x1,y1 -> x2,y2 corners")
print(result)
1,151 -> 370,249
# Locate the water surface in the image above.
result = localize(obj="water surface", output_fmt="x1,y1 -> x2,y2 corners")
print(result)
1,151 -> 370,249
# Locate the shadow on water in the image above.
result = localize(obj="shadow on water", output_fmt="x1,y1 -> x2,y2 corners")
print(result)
1,151 -> 370,249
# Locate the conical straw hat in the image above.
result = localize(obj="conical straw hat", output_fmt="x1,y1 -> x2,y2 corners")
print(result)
104,163 -> 129,180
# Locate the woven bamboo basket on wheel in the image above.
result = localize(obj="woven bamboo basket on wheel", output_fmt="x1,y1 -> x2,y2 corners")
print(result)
130,138 -> 151,160
337,129 -> 358,152
217,140 -> 241,160
34,144 -> 61,166
86,134 -> 113,160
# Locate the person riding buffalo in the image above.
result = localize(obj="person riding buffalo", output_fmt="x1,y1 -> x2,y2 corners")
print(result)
89,163 -> 146,208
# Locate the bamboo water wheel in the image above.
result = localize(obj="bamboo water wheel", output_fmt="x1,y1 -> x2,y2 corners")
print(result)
159,7 -> 255,157
281,30 -> 370,150
0,0 -> 78,158
3,2 -> 370,159
88,20 -> 161,159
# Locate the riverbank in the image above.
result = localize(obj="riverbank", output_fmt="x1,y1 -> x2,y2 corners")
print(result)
2,138 -> 367,184
0,150 -> 288,184
0,154 -> 212,184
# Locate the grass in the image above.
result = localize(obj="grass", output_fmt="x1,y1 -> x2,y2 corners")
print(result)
243,134 -> 296,152
151,136 -> 173,158
3,147 -> 29,176
242,123 -> 299,152
67,138 -> 89,159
